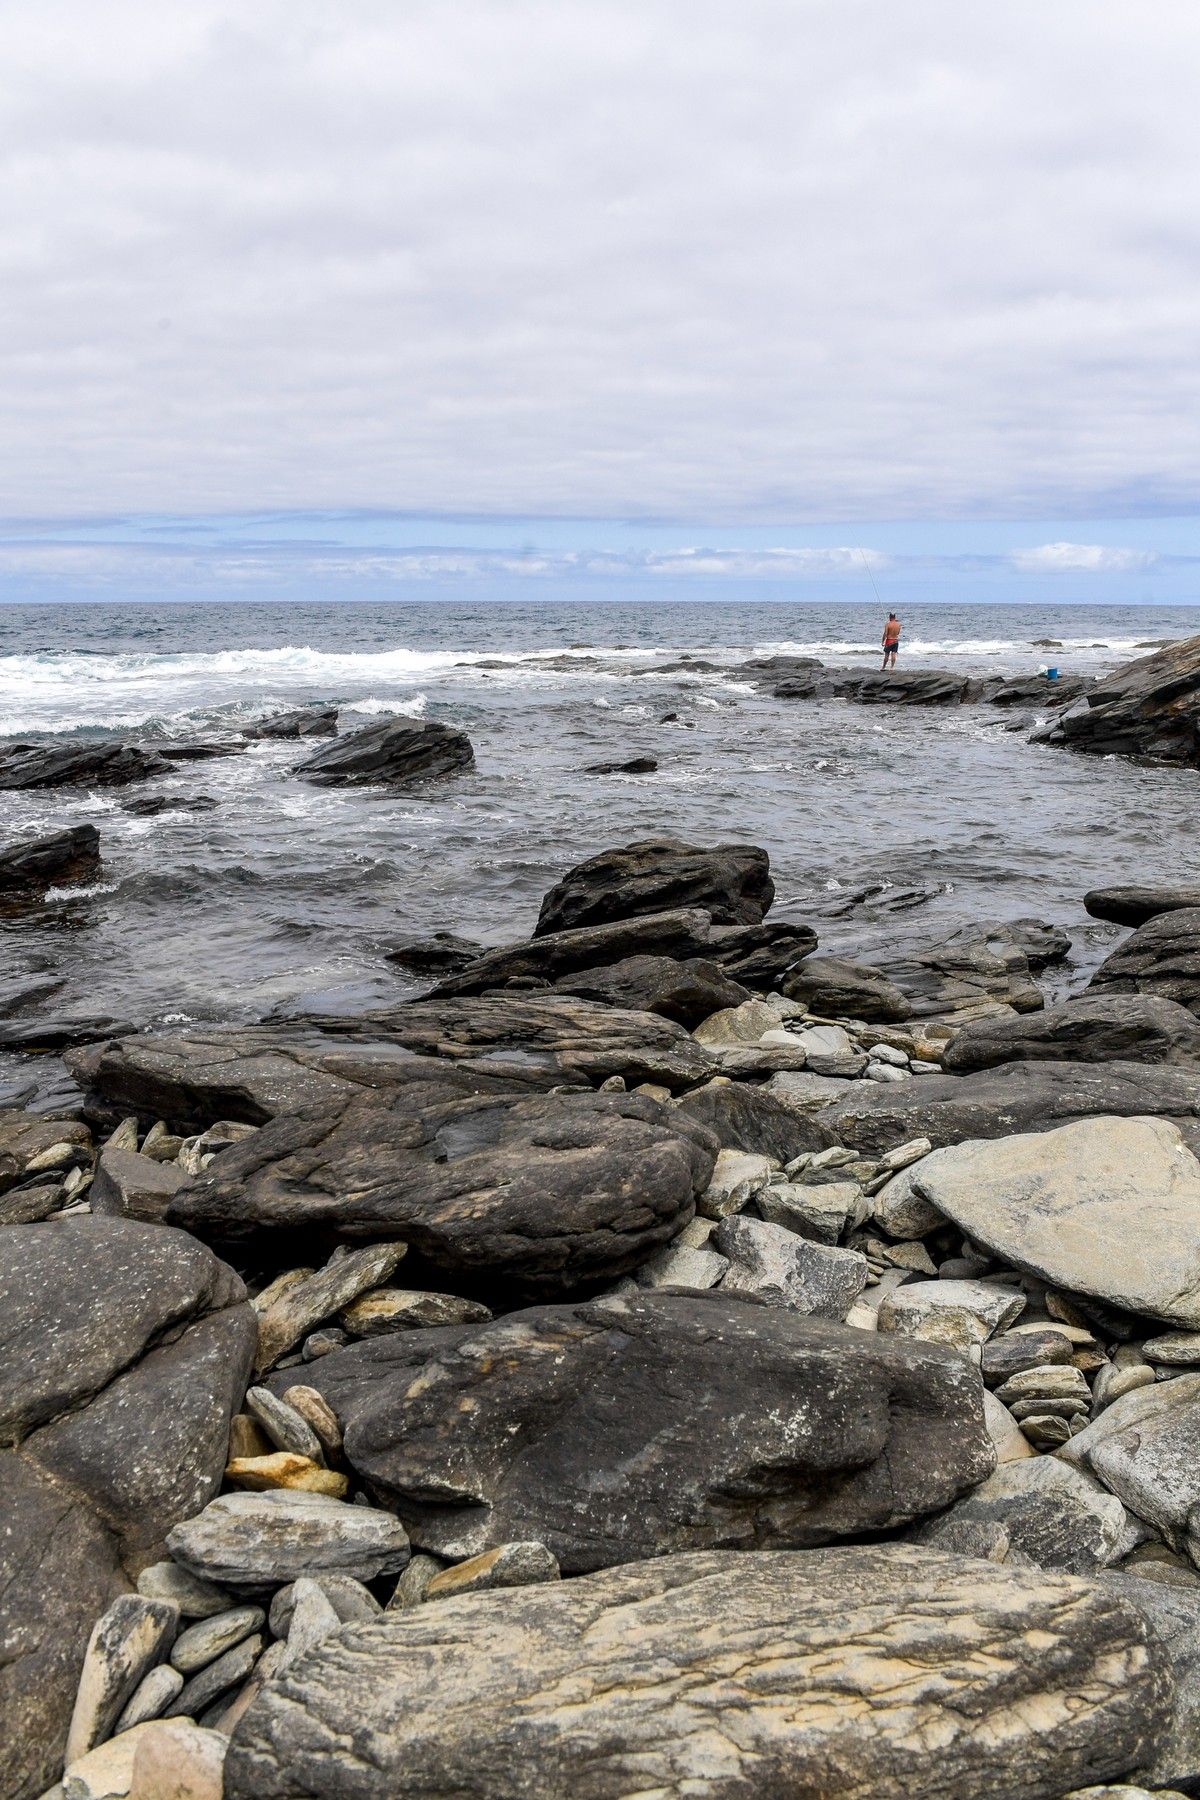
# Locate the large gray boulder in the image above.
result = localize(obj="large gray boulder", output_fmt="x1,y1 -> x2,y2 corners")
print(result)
911,1117 -> 1200,1327
913,1457 -> 1141,1574
817,1059 -> 1200,1158
170,1089 -> 718,1292
0,740 -> 171,789
1090,907 -> 1200,1017
272,1291 -> 994,1571
1086,885 -> 1200,927
0,1217 -> 254,1798
943,994 -> 1200,1072
224,1545 -> 1171,1800
1061,1374 -> 1200,1559
296,718 -> 474,788
0,825 -> 101,899
534,837 -> 774,936
1055,632 -> 1200,765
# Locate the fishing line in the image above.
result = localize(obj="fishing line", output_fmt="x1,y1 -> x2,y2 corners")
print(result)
856,545 -> 883,609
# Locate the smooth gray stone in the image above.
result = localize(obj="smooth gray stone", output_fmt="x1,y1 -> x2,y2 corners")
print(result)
1085,885 -> 1200,927
244,1387 -> 324,1463
64,1595 -> 178,1764
280,1582 -> 341,1669
167,1491 -> 410,1591
112,1662 -> 185,1732
165,1632 -> 264,1720
136,1561 -> 233,1619
171,1606 -> 264,1675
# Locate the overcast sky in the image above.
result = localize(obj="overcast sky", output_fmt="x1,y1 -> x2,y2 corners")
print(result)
3,1 -> 1200,602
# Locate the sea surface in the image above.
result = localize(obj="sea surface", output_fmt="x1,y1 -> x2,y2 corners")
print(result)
0,599 -> 1197,1054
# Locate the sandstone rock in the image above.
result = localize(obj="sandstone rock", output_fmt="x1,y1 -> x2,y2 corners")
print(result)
767,1068 -> 854,1113
225,1453 -> 348,1497
1085,884 -> 1200,927
129,1720 -> 226,1800
868,1162 -> 943,1237
877,1279 -> 1024,1351
913,1117 -> 1200,1326
982,1388 -> 1034,1462
1098,1573 -> 1200,1788
424,1541 -> 560,1600
944,993 -> 1200,1072
715,1215 -> 867,1317
1061,1373 -> 1200,1557
268,1575 -> 380,1638
340,1288 -> 492,1336
534,838 -> 774,936
692,997 -> 782,1044
279,1580 -> 341,1669
782,954 -> 912,1022
62,1722 -> 160,1800
65,1597 -> 179,1765
0,1110 -> 91,1196
756,1178 -> 860,1243
1090,907 -> 1200,1016
166,1491 -> 410,1591
277,1291 -> 993,1571
296,717 -> 474,787
889,923 -> 1046,1017
223,1545 -> 1171,1800
243,1387 -> 324,1462
252,1245 -> 407,1373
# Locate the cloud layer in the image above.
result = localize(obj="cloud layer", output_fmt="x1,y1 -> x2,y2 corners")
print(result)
4,1 -> 1200,522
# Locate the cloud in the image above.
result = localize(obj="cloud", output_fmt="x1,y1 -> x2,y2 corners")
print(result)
1011,543 -> 1161,573
2,2 -> 1200,522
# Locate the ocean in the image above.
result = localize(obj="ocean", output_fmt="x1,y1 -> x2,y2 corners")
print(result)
0,598 -> 1197,1049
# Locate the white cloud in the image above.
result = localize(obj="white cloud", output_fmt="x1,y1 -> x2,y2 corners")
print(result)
2,3 -> 1200,520
1011,543 -> 1161,573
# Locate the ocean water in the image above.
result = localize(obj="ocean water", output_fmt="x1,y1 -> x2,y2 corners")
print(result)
0,598 -> 1197,1039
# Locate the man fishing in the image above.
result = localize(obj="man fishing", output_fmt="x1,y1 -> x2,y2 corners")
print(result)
880,613 -> 901,669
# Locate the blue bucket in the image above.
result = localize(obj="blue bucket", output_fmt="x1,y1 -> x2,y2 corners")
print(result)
1046,666 -> 1059,680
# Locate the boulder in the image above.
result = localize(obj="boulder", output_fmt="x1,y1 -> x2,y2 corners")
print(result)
295,718 -> 474,788
703,917 -> 819,987
1099,1573 -> 1200,1788
914,1458 -> 1141,1574
1089,907 -> 1200,1016
90,1146 -> 187,1223
911,1117 -> 1200,1327
0,825 -> 101,899
943,994 -> 1200,1072
223,1545 -> 1170,1800
243,706 -> 338,739
1085,885 -> 1200,927
0,1218 -> 254,1797
715,1216 -> 867,1316
383,931 -> 482,975
889,923 -> 1045,1016
534,838 -> 774,936
553,955 -> 750,1026
275,1291 -> 993,1570
1055,632 -> 1200,764
0,740 -> 171,789
877,1278 -> 1024,1351
1061,1373 -> 1200,1558
671,1076 -> 830,1163
431,907 -> 718,996
817,1059 -> 1200,1158
781,955 -> 912,1022
169,1089 -> 718,1294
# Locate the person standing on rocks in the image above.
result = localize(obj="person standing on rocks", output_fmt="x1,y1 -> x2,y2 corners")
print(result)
881,613 -> 901,670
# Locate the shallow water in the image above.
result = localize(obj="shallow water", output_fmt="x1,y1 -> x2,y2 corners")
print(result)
0,598 -> 1197,1038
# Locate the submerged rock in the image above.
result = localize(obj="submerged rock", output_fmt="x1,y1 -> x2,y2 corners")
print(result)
296,718 -> 474,788
535,837 -> 774,935
224,1546 -> 1170,1800
0,824 -> 101,900
0,740 -> 171,789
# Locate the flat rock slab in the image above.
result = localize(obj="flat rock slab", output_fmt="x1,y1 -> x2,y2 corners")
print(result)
295,718 -> 474,787
275,1290 -> 993,1572
912,1116 -> 1200,1327
1089,907 -> 1200,1016
534,837 -> 774,935
224,1545 -> 1170,1800
171,1089 -> 717,1293
167,1491 -> 410,1591
944,993 -> 1200,1071
817,1058 -> 1200,1157
1086,884 -> 1200,927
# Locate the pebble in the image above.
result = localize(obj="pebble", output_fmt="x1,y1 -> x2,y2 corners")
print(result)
424,1541 -> 561,1600
386,1553 -> 443,1611
981,1329 -> 1076,1383
269,1573 -> 381,1638
880,1137 -> 932,1171
166,1489 -> 410,1589
66,1596 -> 179,1765
113,1664 -> 185,1733
1092,1360 -> 1156,1410
170,1605 -> 264,1675
280,1384 -> 343,1459
1019,1413 -> 1074,1449
225,1451 -> 349,1497
244,1386 -> 326,1463
1006,1396 -> 1090,1422
994,1365 -> 1090,1404
865,1063 -> 907,1083
165,1633 -> 263,1719
128,1719 -> 227,1800
135,1564 -> 232,1621
867,1043 -> 908,1066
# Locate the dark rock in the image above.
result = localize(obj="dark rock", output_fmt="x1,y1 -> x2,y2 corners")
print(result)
1100,1572 -> 1200,1788
818,1058 -> 1200,1158
121,792 -> 218,816
741,653 -> 826,676
296,718 -> 474,788
1055,632 -> 1200,765
1085,884 -> 1200,927
980,1329 -> 1076,1383
671,1075 -> 832,1163
582,755 -> 658,774
535,838 -> 774,937
0,975 -> 65,1017
1089,907 -> 1200,1016
912,1458 -> 1137,1575
0,1109 -> 91,1194
0,825 -> 100,900
0,740 -> 172,789
278,1290 -> 993,1570
772,668 -> 981,705
90,1145 -> 187,1222
432,907 -> 726,996
997,917 -> 1073,969
944,993 -> 1200,1072
983,673 -> 1092,707
223,1546 -> 1171,1800
170,1090 -> 717,1293
0,1014 -> 137,1051
890,923 -> 1045,1016
383,932 -> 482,975
244,706 -> 338,740
782,954 -> 912,1022
703,917 -> 818,987
553,955 -> 750,1026
144,739 -> 246,761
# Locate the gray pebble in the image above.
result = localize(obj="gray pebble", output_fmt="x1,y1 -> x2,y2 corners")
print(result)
245,1386 -> 325,1464
171,1605 -> 264,1674
165,1632 -> 263,1718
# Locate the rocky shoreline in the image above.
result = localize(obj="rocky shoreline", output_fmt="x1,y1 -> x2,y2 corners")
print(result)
5,634 -> 1200,1799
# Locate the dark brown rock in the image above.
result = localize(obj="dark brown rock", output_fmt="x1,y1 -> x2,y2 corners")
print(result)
553,955 -> 750,1026
535,838 -> 774,936
1085,884 -> 1200,927
782,954 -> 912,1022
296,718 -> 474,788
0,825 -> 100,898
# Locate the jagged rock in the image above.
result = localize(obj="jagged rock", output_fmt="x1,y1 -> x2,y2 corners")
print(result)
889,923 -> 1045,1016
171,1088 -> 717,1294
534,838 -> 774,936
671,1076 -> 828,1163
121,792 -> 217,816
914,1458 -> 1141,1574
553,955 -> 750,1026
0,825 -> 101,900
1061,1373 -> 1200,1558
703,918 -> 819,987
912,1117 -> 1200,1327
781,955 -> 912,1022
877,1278 -> 1024,1350
274,1290 -> 993,1571
716,1215 -> 866,1315
254,1244 -> 408,1373
383,931 -> 482,975
0,1012 -> 137,1052
243,706 -> 338,739
943,993 -> 1200,1072
1085,885 -> 1200,927
296,718 -> 474,788
223,1545 -> 1170,1800
0,740 -> 171,789
817,1059 -> 1200,1158
432,907 -> 716,996
90,1146 -> 186,1222
1055,632 -> 1200,764
166,1491 -> 410,1591
1089,907 -> 1200,1016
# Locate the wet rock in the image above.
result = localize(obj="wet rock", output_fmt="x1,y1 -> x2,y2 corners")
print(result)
167,1491 -> 410,1591
1055,631 -> 1200,765
279,1290 -> 993,1571
120,791 -> 218,816
582,754 -> 658,774
915,1458 -> 1141,1574
223,1545 -> 1170,1800
715,1215 -> 867,1316
912,1117 -> 1200,1327
944,993 -> 1200,1071
890,923 -> 1045,1016
0,740 -> 172,789
0,825 -> 101,900
65,1596 -> 179,1765
1090,907 -> 1200,1016
424,1541 -> 560,1600
1061,1373 -> 1200,1557
535,837 -> 774,936
244,705 -> 338,739
89,1146 -> 186,1223
1085,884 -> 1200,927
172,1089 -> 717,1299
383,931 -> 482,975
554,954 -> 750,1026
432,907 -> 728,998
296,717 -> 474,788
782,954 -> 912,1022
